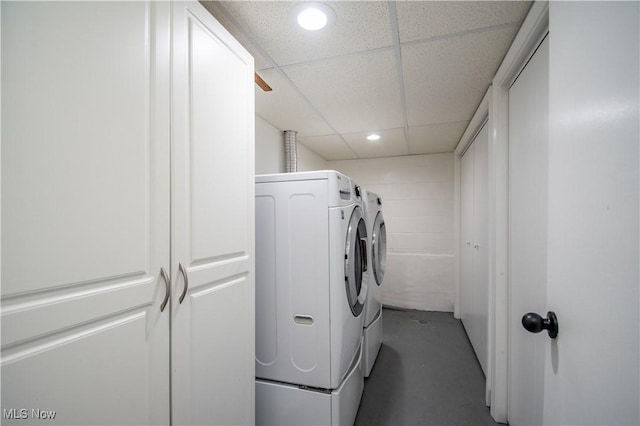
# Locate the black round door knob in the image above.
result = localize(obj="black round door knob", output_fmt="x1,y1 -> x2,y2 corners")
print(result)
521,311 -> 559,339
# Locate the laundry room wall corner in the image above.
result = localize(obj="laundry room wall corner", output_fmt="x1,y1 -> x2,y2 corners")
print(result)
328,153 -> 455,312
256,116 -> 285,174
297,143 -> 328,171
255,116 -> 328,173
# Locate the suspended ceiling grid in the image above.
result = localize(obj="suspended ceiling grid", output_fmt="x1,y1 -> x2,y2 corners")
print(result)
201,1 -> 532,161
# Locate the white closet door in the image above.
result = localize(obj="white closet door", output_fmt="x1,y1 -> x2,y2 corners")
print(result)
460,123 -> 489,375
1,2 -> 171,425
460,146 -> 475,331
170,2 -> 255,425
471,123 -> 489,374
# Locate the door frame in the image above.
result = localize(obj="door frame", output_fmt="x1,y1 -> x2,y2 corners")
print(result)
489,2 -> 548,422
453,2 -> 549,422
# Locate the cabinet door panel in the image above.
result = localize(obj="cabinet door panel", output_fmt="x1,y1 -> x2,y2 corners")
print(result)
190,18 -> 249,262
190,276 -> 253,425
171,2 -> 255,424
3,313 -> 152,425
3,1 -> 150,294
1,2 -> 171,425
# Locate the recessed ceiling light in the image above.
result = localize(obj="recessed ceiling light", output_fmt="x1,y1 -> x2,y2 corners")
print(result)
367,134 -> 381,141
293,2 -> 336,31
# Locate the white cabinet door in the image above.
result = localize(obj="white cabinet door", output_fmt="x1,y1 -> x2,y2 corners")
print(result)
1,2 -> 171,424
170,2 -> 255,425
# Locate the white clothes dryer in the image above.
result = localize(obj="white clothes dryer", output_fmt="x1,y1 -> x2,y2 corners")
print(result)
361,189 -> 387,377
254,171 -> 368,426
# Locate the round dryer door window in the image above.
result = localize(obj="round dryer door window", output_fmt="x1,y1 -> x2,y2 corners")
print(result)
372,211 -> 387,286
345,206 -> 368,316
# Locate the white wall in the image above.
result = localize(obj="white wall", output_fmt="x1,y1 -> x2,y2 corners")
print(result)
255,116 -> 327,173
328,153 -> 455,312
297,143 -> 328,171
255,115 -> 284,174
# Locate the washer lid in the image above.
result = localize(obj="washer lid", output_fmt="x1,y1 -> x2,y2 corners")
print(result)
345,206 -> 368,317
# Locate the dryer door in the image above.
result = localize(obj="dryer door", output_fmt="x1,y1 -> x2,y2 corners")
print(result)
372,211 -> 387,286
345,206 -> 368,316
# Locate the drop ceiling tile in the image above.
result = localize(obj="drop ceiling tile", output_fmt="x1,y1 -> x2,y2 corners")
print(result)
200,1 -> 273,70
255,69 -> 333,137
403,25 -> 517,126
342,128 -> 409,159
284,49 -> 403,134
218,1 -> 393,66
408,121 -> 469,155
396,1 -> 531,43
298,134 -> 358,161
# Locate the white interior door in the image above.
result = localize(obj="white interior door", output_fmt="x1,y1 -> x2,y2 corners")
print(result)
543,3 -> 639,424
1,2 -> 171,424
170,2 -> 255,425
508,34 -> 549,426
508,3 -> 639,424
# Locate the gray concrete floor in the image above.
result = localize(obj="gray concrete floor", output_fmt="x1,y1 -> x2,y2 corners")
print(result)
354,308 -> 501,426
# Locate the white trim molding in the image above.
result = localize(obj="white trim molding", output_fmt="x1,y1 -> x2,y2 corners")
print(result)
456,90 -> 491,158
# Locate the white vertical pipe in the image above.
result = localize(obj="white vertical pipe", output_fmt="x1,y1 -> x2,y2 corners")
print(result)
284,130 -> 297,173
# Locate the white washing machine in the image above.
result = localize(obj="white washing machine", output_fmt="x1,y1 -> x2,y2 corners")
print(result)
254,170 -> 368,426
361,189 -> 387,377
